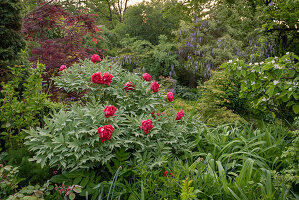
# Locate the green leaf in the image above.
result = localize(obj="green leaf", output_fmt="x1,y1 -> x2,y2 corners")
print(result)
293,92 -> 299,100
266,85 -> 275,97
50,175 -> 67,183
286,101 -> 294,107
292,104 -> 299,114
69,192 -> 76,200
73,186 -> 82,193
73,176 -> 82,185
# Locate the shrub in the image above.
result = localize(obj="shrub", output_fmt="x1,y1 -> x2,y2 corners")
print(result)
0,63 -> 62,150
114,35 -> 179,79
197,70 -> 247,125
25,59 -> 197,171
221,52 -> 299,120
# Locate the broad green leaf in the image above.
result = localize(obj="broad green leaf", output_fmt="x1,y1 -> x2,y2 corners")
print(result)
292,104 -> 299,114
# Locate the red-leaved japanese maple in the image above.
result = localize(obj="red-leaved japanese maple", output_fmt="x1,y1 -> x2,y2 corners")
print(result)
22,1 -> 106,71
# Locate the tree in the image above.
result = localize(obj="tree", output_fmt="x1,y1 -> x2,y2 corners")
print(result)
22,1 -> 104,74
175,0 -> 280,87
115,0 -> 184,44
0,0 -> 26,80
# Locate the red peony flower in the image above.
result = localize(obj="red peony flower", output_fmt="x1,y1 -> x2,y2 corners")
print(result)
91,72 -> 102,84
142,73 -> 151,81
176,110 -> 184,120
140,119 -> 153,134
59,65 -> 66,71
150,81 -> 159,93
123,82 -> 136,91
104,105 -> 117,118
167,92 -> 174,102
97,125 -> 113,142
102,72 -> 113,85
91,54 -> 102,63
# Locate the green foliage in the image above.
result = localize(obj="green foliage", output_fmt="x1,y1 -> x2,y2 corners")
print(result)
175,0 -> 269,86
259,0 -> 299,56
221,52 -> 299,120
176,85 -> 200,101
197,70 -> 247,125
0,0 -> 26,73
115,1 -> 182,45
0,64 -> 62,150
25,59 -> 195,171
115,35 -> 179,78
0,165 -> 23,197
50,170 -> 102,199
85,123 -> 293,199
278,130 -> 299,187
6,181 -> 56,200
180,178 -> 196,200
0,148 -> 52,187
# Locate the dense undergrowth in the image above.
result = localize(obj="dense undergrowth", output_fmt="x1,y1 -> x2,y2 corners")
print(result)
1,58 -> 298,200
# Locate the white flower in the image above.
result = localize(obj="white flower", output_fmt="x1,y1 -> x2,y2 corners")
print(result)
274,64 -> 283,69
254,63 -> 259,65
251,81 -> 255,86
238,67 -> 242,70
289,87 -> 292,91
249,63 -> 252,66
271,60 -> 275,64
260,61 -> 264,65
251,69 -> 255,73
287,81 -> 291,84
228,60 -> 232,63
276,93 -> 280,96
273,80 -> 279,85
275,56 -> 278,59
262,97 -> 267,102
286,52 -> 289,55
236,58 -> 239,61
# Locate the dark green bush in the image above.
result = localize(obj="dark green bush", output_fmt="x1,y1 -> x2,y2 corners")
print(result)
0,0 -> 25,78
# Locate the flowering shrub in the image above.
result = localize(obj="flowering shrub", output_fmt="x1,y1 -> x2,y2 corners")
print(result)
25,59 -> 196,170
221,52 -> 299,119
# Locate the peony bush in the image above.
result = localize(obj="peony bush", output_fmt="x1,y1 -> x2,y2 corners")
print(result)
25,59 -> 198,171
